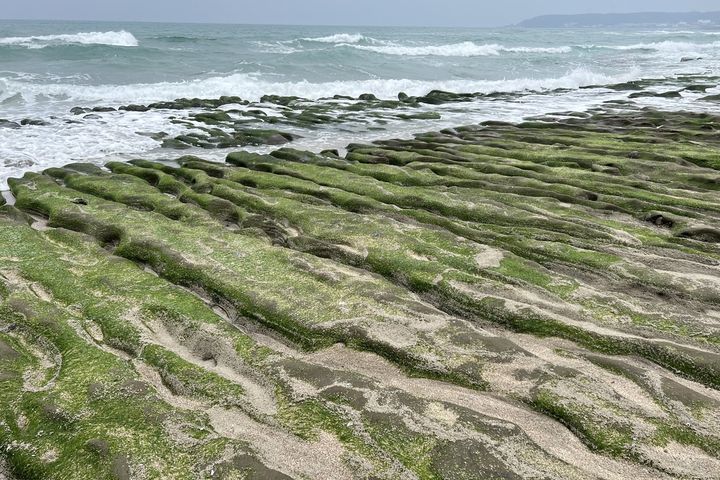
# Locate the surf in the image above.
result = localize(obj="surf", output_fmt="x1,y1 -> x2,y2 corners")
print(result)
0,30 -> 139,48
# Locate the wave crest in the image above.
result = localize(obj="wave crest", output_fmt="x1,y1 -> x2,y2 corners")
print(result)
0,30 -> 139,49
580,40 -> 720,53
344,42 -> 572,57
300,33 -> 373,44
0,67 -> 639,105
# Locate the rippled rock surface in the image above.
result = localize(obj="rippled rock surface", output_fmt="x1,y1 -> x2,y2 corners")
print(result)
1,108 -> 719,479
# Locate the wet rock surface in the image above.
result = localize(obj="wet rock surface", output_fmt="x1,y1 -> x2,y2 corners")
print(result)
1,109 -> 720,478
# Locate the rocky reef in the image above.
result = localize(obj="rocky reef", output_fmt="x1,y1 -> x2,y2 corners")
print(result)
56,89 -> 529,151
1,107 -> 720,479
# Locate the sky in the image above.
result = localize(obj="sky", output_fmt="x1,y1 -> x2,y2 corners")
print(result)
1,0 -> 719,27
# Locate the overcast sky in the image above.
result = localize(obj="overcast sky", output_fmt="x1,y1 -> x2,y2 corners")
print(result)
2,1 -> 719,27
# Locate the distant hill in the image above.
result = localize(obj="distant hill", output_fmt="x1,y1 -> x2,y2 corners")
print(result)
518,11 -> 720,28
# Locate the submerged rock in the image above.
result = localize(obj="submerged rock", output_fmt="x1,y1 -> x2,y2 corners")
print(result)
416,90 -> 476,104
70,106 -> 90,115
628,90 -> 683,99
119,104 -> 150,112
0,119 -> 21,129
20,118 -> 49,126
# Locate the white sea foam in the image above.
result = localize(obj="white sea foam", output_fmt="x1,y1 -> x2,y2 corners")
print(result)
0,67 -> 639,107
1,23 -> 718,190
0,110 -> 187,188
7,67 -> 705,191
0,31 -> 139,48
300,33 -> 373,44
254,41 -> 304,54
348,40 -> 720,57
0,67 -> 640,189
642,30 -> 705,35
504,46 -> 573,54
344,42 -> 572,57
604,30 -> 720,36
588,40 -> 720,53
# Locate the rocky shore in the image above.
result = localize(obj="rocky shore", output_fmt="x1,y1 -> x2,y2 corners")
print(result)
1,106 -> 720,479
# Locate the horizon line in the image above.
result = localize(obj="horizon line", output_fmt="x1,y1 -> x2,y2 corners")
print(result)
0,17 -> 508,29
1,10 -> 719,29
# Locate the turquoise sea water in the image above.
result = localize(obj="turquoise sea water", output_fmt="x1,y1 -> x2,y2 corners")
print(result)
0,20 -> 719,185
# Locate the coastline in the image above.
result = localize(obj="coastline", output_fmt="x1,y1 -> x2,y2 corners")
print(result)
1,102 -> 720,478
3,72 -> 720,190
3,20 -> 720,189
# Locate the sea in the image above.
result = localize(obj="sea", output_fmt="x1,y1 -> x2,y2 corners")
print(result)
1,20 -> 719,187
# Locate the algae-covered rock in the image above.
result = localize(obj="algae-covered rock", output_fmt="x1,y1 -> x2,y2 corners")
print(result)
2,108 -> 720,479
20,118 -> 49,126
684,84 -> 714,93
119,104 -> 150,112
191,110 -> 232,124
629,90 -> 683,99
416,90 -> 476,104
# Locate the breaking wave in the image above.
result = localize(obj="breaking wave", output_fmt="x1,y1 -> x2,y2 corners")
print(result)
585,40 -> 720,53
0,30 -> 139,49
0,67 -> 640,105
299,33 -> 375,44
343,42 -> 572,57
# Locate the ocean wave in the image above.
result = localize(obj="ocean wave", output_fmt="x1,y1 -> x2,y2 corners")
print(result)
0,68 -> 640,105
150,35 -> 203,43
632,30 -> 720,36
343,42 -> 572,57
582,41 -> 720,53
505,46 -> 573,54
0,31 -> 139,49
254,41 -> 305,54
299,33 -> 375,44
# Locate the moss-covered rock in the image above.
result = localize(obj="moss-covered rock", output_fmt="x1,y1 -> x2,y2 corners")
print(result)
2,108 -> 720,479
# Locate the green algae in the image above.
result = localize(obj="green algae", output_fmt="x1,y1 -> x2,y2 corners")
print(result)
532,390 -> 635,458
138,156 -> 720,390
2,107 -> 720,478
365,419 -> 439,480
0,285 -> 237,479
0,215 -> 276,478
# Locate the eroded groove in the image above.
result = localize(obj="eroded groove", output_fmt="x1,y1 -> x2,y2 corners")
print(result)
2,108 -> 720,479
92,148 -> 720,391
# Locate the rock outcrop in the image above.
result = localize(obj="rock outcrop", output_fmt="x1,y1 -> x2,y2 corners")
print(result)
1,108 -> 719,479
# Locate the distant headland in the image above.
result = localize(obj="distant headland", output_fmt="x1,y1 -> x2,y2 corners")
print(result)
519,11 -> 720,28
